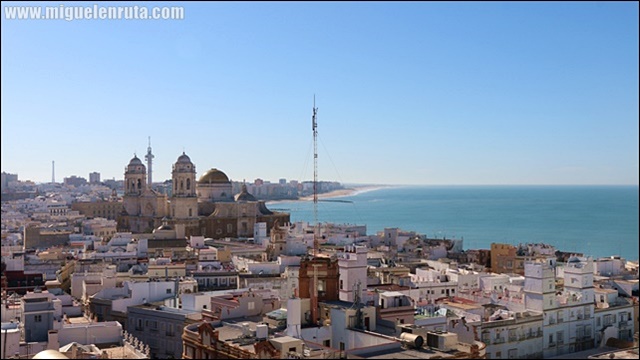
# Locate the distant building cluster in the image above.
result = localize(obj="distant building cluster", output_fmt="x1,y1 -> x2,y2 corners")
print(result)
1,155 -> 638,360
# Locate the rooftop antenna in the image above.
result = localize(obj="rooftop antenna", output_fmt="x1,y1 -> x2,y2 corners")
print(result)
145,136 -> 154,185
312,95 -> 319,257
52,160 -> 55,183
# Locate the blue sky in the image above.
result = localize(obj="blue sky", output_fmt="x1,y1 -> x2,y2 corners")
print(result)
2,1 -> 638,185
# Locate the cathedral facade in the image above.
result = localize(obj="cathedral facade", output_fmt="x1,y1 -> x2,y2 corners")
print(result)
118,153 -> 289,239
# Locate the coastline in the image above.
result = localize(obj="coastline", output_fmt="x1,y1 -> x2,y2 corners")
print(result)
266,185 -> 391,204
297,185 -> 390,201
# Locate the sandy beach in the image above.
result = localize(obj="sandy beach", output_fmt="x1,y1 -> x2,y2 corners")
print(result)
298,185 -> 389,201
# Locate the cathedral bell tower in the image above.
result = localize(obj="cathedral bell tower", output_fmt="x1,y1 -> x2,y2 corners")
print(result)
125,155 -> 147,196
123,155 -> 147,216
170,152 -> 198,219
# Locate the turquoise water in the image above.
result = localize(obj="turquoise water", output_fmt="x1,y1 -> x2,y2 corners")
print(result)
268,186 -> 639,261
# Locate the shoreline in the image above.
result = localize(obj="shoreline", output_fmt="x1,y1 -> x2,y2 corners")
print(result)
297,185 -> 390,201
266,185 -> 391,204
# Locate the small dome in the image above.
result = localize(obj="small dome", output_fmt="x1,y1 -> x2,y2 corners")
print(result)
32,350 -> 69,359
198,168 -> 230,184
235,184 -> 257,202
176,152 -> 192,164
129,155 -> 143,166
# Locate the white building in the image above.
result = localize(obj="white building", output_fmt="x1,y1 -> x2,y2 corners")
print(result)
338,245 -> 368,303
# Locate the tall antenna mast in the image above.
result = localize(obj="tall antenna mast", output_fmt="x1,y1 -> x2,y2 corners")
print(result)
312,96 -> 319,257
51,161 -> 55,183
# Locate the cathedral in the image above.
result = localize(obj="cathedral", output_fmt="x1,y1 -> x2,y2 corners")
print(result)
117,152 -> 290,239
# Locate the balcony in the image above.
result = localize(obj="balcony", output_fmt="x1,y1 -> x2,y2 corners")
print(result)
549,318 -> 556,325
494,338 -> 506,344
549,342 -> 556,348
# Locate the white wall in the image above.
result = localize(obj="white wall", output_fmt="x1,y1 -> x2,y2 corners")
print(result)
58,321 -> 122,345
0,324 -> 20,358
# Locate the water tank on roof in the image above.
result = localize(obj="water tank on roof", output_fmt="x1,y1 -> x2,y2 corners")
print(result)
400,332 -> 424,349
256,324 -> 268,339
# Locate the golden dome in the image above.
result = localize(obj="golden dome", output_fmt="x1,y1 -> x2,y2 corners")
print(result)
198,168 -> 230,184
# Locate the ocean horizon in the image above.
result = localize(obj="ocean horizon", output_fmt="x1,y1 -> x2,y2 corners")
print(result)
268,185 -> 639,261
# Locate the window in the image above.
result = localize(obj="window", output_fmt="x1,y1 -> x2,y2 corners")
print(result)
166,288 -> 172,294
35,315 -> 42,322
166,323 -> 174,337
186,178 -> 191,190
496,351 -> 502,359
597,317 -> 601,327
289,347 -> 297,353
557,331 -> 564,345
482,332 -> 490,345
189,208 -> 192,217
248,302 -> 255,311
340,280 -> 344,290
557,310 -> 563,323
137,319 -> 143,330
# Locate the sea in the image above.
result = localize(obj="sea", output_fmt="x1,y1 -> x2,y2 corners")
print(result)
268,185 -> 639,261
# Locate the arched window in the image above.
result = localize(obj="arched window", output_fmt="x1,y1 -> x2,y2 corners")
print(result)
189,208 -> 192,217
180,181 -> 184,190
186,178 -> 191,190
137,179 -> 141,189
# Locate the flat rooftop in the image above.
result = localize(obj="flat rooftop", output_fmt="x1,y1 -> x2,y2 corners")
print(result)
351,347 -> 456,359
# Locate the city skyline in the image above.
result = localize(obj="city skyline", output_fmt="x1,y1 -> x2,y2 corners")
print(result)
2,2 -> 638,186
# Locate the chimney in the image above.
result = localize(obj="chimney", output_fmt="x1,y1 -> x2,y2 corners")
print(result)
47,330 -> 59,350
